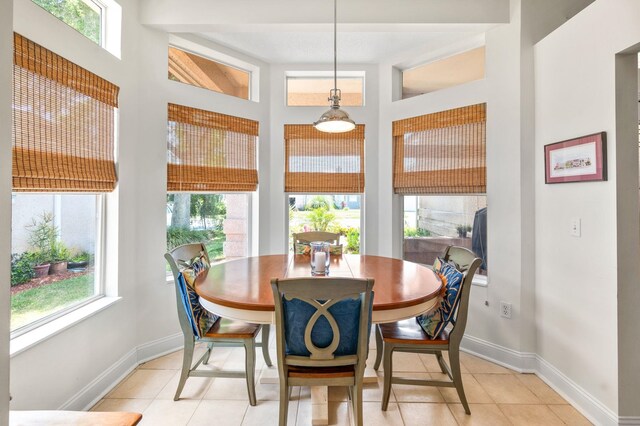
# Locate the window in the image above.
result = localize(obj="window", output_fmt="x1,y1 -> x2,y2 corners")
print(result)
288,195 -> 361,254
403,195 -> 487,275
11,194 -> 103,332
166,105 -> 258,267
166,194 -> 249,263
394,104 -> 487,277
401,47 -> 485,99
11,34 -> 118,334
168,46 -> 251,100
286,73 -> 364,107
32,0 -> 103,45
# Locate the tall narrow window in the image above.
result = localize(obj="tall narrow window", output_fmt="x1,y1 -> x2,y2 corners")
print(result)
168,46 -> 251,100
394,104 -> 487,276
167,104 -> 258,263
11,33 -> 117,334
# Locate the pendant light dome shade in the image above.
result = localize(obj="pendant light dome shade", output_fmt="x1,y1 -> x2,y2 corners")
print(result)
314,89 -> 356,133
313,0 -> 355,133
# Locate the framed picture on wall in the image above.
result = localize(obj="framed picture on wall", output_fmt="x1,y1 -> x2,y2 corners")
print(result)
544,132 -> 607,184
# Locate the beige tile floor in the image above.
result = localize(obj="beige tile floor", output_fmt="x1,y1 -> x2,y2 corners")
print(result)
92,330 -> 592,426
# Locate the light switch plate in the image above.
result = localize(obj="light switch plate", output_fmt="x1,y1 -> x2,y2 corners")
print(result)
570,217 -> 581,237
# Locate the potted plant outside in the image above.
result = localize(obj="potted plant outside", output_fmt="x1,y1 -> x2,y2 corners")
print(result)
26,212 -> 57,277
68,251 -> 91,271
49,241 -> 70,274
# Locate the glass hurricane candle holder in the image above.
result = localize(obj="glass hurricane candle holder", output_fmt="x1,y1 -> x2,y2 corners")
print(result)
310,241 -> 330,276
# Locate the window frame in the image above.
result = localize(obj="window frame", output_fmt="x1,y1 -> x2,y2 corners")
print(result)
285,70 -> 366,107
165,191 -> 254,282
284,193 -> 365,255
168,35 -> 260,102
10,192 -> 108,339
399,194 -> 488,286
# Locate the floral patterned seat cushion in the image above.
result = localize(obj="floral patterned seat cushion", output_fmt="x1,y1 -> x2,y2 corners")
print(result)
176,253 -> 219,339
416,258 -> 464,338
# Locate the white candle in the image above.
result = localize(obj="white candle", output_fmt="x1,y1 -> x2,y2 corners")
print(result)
314,251 -> 326,273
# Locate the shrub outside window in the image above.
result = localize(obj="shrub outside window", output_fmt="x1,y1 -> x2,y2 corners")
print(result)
288,194 -> 361,254
166,194 -> 249,266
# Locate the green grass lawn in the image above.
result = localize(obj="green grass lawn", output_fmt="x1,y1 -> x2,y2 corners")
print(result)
11,273 -> 94,331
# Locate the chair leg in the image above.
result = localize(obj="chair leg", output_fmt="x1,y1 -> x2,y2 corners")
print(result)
278,379 -> 289,426
449,348 -> 470,414
175,336 -> 195,401
244,339 -> 257,406
260,325 -> 273,367
373,324 -> 383,371
381,343 -> 394,411
435,350 -> 448,375
352,383 -> 363,426
202,342 -> 214,365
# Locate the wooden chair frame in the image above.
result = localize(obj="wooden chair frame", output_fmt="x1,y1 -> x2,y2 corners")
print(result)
292,231 -> 340,252
373,245 -> 481,415
165,243 -> 273,405
271,277 -> 374,426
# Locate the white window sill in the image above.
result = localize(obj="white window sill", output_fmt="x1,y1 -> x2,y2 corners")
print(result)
10,297 -> 122,357
472,275 -> 488,287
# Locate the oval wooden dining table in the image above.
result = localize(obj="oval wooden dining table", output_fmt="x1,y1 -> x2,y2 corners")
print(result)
195,254 -> 442,425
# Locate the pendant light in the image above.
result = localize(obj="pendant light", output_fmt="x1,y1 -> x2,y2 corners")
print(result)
313,0 -> 356,133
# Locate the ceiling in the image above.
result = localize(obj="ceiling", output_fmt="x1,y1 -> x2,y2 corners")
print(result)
196,31 -> 483,64
141,0 -> 509,65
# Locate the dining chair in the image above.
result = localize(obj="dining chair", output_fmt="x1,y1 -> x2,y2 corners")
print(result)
271,277 -> 374,426
373,245 -> 481,415
292,231 -> 340,253
165,243 -> 273,405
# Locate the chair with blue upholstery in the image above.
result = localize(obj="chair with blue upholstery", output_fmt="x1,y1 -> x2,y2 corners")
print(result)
271,277 -> 374,426
373,245 -> 481,415
165,243 -> 272,404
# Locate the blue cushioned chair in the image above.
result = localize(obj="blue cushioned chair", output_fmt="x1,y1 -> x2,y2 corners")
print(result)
271,277 -> 374,426
165,243 -> 272,405
373,245 -> 481,415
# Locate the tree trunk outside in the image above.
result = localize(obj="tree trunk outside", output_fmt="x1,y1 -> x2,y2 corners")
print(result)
171,194 -> 191,228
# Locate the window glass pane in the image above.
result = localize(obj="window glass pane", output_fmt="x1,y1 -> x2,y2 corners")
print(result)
403,195 -> 487,275
11,193 -> 100,332
402,47 -> 485,99
32,0 -> 102,45
166,194 -> 248,265
168,47 -> 250,100
288,195 -> 361,254
287,77 -> 363,106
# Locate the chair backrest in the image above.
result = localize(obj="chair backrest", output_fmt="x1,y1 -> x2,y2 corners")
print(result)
271,277 -> 374,376
440,245 -> 481,345
292,232 -> 340,251
165,243 -> 208,338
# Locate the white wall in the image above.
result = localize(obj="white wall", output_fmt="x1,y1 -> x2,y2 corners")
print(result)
535,0 -> 640,420
1,0 -> 13,422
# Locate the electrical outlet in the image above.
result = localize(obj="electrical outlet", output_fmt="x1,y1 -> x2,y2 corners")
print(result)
500,301 -> 512,319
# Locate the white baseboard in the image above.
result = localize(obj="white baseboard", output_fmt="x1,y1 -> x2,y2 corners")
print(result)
619,417 -> 640,425
462,335 -> 618,426
59,348 -> 137,411
59,332 -> 183,411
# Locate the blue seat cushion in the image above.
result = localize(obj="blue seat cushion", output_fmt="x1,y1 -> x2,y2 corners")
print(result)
283,295 -> 372,357
417,259 -> 464,338
176,255 -> 219,339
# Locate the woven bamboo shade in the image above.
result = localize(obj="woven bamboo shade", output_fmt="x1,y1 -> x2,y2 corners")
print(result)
167,103 -> 258,192
12,33 -> 119,192
393,103 -> 486,194
284,124 -> 365,193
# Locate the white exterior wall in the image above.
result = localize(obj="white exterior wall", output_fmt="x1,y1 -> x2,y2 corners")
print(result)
535,0 -> 640,421
1,0 -> 13,422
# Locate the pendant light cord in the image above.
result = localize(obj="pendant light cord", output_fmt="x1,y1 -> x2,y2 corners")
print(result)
333,0 -> 337,92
